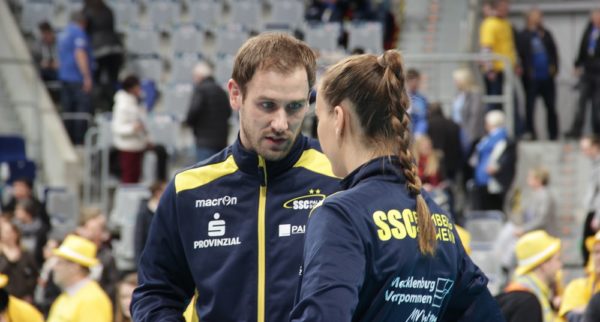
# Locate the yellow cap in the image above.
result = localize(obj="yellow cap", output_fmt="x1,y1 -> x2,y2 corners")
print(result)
515,230 -> 561,276
0,274 -> 8,289
53,235 -> 99,268
455,225 -> 472,255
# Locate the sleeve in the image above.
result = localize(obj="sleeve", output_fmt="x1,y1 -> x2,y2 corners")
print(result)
111,103 -> 137,136
480,19 -> 495,48
559,278 -> 588,317
185,87 -> 205,128
131,182 -> 195,322
440,242 -> 505,322
290,203 -> 366,322
73,29 -> 88,50
575,24 -> 591,68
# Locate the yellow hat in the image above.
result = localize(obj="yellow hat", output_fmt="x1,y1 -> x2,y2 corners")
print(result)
455,225 -> 472,255
515,230 -> 561,276
0,274 -> 8,289
53,235 -> 99,268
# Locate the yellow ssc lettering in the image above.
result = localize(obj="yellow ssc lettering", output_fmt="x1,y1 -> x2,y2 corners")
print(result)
388,209 -> 407,239
403,209 -> 417,238
373,211 -> 392,241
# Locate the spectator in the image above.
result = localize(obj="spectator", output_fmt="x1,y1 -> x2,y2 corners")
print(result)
470,110 -> 516,211
515,167 -> 557,236
34,21 -> 59,83
33,239 -> 61,316
57,11 -> 94,146
517,9 -> 559,140
47,235 -> 112,322
2,178 -> 50,228
584,291 -> 600,322
111,75 -> 148,183
560,231 -> 600,321
479,0 -> 517,111
566,9 -> 600,139
496,230 -> 562,322
427,102 -> 462,180
184,61 -> 232,163
580,135 -> 600,265
452,68 -> 486,153
83,0 -> 123,112
13,198 -> 48,266
75,207 -> 118,304
0,274 -> 43,322
134,181 -> 166,265
406,68 -> 428,136
115,273 -> 136,322
414,135 -> 445,191
0,220 -> 38,302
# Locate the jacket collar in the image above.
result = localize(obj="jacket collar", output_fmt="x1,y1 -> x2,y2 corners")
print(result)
231,134 -> 307,179
341,156 -> 406,190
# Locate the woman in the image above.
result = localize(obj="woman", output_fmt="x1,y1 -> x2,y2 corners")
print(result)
0,220 -> 38,302
13,198 -> 48,266
115,273 -> 137,322
290,50 -> 503,321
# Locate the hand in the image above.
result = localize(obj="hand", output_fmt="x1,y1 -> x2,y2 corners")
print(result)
486,165 -> 498,175
82,76 -> 92,93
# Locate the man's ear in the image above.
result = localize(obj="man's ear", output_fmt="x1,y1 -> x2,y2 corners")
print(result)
228,79 -> 242,112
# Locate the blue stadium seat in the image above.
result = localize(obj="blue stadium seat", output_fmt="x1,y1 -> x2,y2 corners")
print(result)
146,0 -> 180,32
106,0 -> 138,33
188,0 -> 221,30
172,24 -> 205,54
0,135 -> 27,162
163,84 -> 193,120
170,53 -> 201,84
132,54 -> 163,82
215,27 -> 249,56
304,22 -> 341,52
125,27 -> 160,56
214,54 -> 235,89
5,160 -> 36,185
20,1 -> 53,34
347,22 -> 384,54
229,0 -> 262,31
269,0 -> 304,29
45,187 -> 79,240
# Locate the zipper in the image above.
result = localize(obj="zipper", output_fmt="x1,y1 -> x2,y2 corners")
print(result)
257,156 -> 267,322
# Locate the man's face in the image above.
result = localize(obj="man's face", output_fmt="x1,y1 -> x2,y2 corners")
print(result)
228,67 -> 309,161
580,138 -> 599,158
496,1 -> 509,18
592,10 -> 600,28
540,252 -> 562,282
407,77 -> 420,93
52,258 -> 80,289
78,216 -> 108,246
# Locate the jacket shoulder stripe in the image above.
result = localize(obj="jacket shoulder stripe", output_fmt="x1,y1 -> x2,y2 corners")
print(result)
293,149 -> 338,178
175,155 -> 238,193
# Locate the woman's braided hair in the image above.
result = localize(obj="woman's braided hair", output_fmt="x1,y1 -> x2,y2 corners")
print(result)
320,50 -> 437,255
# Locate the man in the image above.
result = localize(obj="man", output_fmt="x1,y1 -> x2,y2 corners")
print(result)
566,9 -> 600,138
36,21 -> 58,82
559,231 -> 600,321
47,234 -> 112,322
57,11 -> 93,146
581,135 -> 600,265
131,33 -> 340,322
517,9 -> 559,140
406,68 -> 428,136
496,230 -> 562,322
471,110 -> 516,211
76,207 -> 119,304
480,0 -> 517,111
185,61 -> 232,163
0,274 -> 44,322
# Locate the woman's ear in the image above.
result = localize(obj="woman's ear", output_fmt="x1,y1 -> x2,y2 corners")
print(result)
333,105 -> 345,138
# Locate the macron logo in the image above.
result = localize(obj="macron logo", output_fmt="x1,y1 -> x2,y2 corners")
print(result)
195,195 -> 237,208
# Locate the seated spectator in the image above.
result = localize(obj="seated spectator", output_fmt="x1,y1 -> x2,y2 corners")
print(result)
34,21 -> 58,83
0,274 -> 43,322
111,75 -> 149,183
452,68 -> 485,154
2,178 -> 50,227
516,167 -> 557,236
496,230 -> 562,322
470,110 -> 516,211
47,235 -> 112,322
414,135 -> 445,190
134,181 -> 166,264
33,239 -> 61,316
75,207 -> 118,304
406,68 -> 428,136
13,198 -> 48,266
559,231 -> 600,321
0,220 -> 38,302
115,273 -> 137,322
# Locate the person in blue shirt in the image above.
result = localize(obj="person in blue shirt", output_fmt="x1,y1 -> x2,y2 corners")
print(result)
57,11 -> 94,145
516,9 -> 559,140
290,50 -> 504,321
406,68 -> 428,136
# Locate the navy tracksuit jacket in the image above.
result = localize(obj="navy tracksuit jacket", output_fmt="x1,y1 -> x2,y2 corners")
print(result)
131,135 -> 340,322
291,157 -> 505,322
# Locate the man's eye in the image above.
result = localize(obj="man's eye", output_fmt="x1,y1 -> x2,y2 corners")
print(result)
287,102 -> 305,112
260,102 -> 276,110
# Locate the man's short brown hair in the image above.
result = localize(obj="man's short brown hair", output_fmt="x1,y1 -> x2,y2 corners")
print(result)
231,33 -> 316,97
